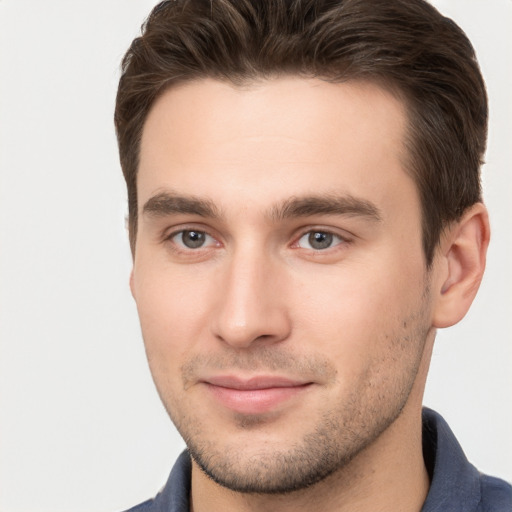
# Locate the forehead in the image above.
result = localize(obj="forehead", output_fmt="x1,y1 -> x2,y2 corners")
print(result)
138,77 -> 413,216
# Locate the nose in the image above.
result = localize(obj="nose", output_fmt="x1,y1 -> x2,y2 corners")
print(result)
211,248 -> 291,349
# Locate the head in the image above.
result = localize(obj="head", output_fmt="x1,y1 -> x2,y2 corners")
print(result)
114,0 -> 489,498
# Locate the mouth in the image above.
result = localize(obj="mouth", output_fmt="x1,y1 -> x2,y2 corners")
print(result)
200,375 -> 313,415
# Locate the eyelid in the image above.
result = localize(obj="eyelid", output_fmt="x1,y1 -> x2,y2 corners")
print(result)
294,226 -> 352,241
163,222 -> 216,240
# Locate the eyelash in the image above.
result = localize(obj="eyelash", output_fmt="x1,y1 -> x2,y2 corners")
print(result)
166,228 -> 220,252
294,230 -> 350,251
163,226 -> 352,255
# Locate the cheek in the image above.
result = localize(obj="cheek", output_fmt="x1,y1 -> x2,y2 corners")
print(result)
290,257 -> 427,366
133,265 -> 214,374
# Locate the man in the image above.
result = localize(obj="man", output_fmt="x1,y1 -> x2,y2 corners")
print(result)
114,0 -> 511,511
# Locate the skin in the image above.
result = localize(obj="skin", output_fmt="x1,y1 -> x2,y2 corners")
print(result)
131,77 -> 489,512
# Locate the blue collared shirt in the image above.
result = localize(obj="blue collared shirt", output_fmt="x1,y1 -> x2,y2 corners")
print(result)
124,408 -> 512,511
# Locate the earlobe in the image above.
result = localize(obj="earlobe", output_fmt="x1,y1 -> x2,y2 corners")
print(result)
432,203 -> 490,328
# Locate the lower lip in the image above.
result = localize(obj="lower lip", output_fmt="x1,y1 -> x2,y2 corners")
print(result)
205,383 -> 311,415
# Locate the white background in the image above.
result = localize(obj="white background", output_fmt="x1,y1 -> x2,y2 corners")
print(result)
0,1 -> 510,511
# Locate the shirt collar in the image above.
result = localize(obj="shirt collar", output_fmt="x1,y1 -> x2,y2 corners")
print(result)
420,407 -> 481,511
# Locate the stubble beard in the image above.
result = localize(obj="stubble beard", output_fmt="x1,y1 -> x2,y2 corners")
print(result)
184,370 -> 420,495
156,303 -> 432,495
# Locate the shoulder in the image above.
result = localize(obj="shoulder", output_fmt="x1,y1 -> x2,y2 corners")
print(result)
478,473 -> 512,511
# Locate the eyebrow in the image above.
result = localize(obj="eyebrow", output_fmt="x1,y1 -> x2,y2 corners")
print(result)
142,192 -> 221,219
142,191 -> 382,223
270,195 -> 382,222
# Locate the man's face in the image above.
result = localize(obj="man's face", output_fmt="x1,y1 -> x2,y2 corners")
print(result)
132,78 -> 436,492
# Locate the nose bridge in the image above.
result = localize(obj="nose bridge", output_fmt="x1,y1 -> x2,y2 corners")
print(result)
211,241 -> 290,348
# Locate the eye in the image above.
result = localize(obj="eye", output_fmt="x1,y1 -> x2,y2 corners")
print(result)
170,229 -> 217,250
297,230 -> 344,250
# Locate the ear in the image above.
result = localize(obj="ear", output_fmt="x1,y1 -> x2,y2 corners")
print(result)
432,203 -> 490,328
129,269 -> 136,299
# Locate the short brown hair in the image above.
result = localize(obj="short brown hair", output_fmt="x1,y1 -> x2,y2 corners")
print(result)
115,0 -> 487,265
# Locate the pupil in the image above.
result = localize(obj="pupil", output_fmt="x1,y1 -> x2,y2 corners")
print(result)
182,230 -> 205,248
309,231 -> 332,250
